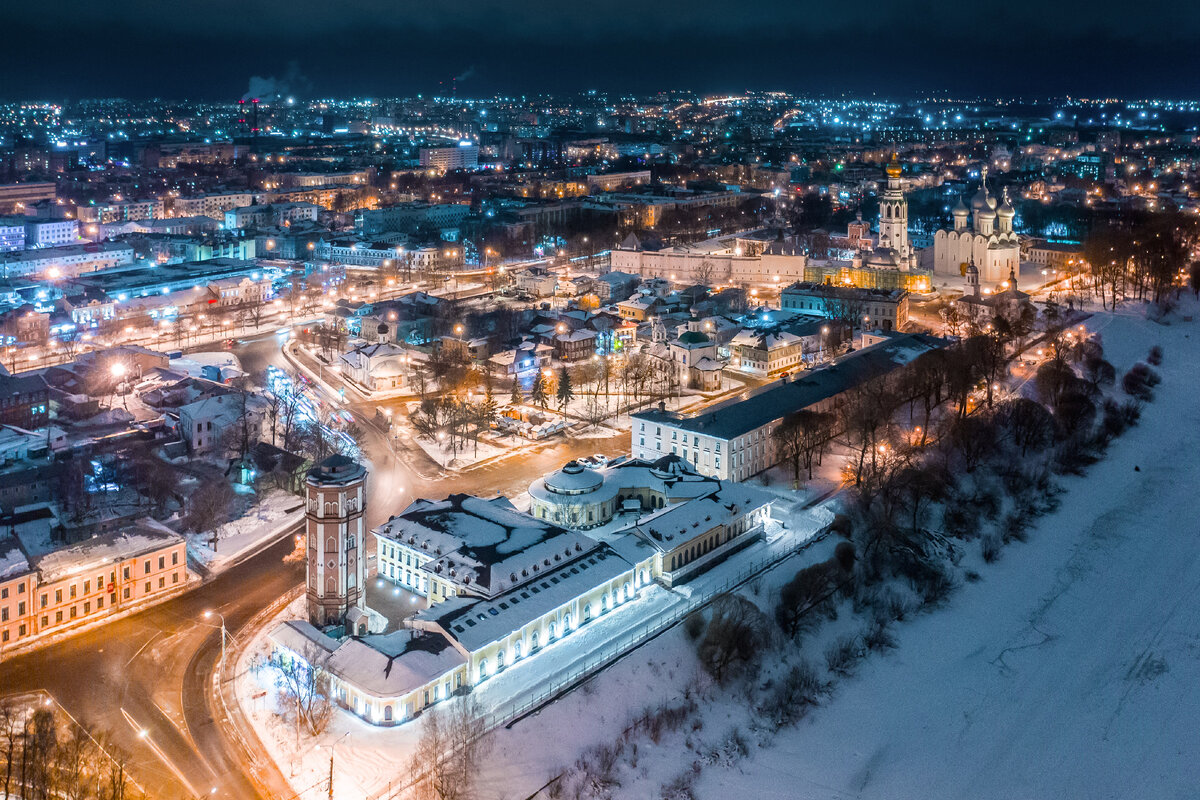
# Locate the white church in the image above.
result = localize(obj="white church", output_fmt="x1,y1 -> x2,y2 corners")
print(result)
932,167 -> 1021,286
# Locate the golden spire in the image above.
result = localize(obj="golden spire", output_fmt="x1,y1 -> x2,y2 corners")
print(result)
885,152 -> 902,178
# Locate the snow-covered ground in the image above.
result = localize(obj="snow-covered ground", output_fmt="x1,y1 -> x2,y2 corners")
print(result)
409,432 -> 510,469
169,350 -> 243,380
185,490 -> 304,571
474,301 -> 1200,800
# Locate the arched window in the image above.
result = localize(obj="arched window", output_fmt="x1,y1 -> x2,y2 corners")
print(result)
531,631 -> 540,650
548,622 -> 557,639
384,705 -> 393,721
497,650 -> 505,668
564,612 -> 572,631
479,659 -> 488,679
584,603 -> 592,620
514,640 -> 523,658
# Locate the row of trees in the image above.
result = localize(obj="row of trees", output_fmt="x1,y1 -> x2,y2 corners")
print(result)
0,705 -> 140,800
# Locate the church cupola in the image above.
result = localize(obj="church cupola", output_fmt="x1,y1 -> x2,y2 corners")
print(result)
952,195 -> 969,231
996,187 -> 1015,233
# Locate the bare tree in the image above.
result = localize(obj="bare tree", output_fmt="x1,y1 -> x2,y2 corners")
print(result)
695,593 -> 769,684
407,694 -> 491,800
269,645 -> 335,737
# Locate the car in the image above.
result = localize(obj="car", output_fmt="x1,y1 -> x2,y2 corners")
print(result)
591,453 -> 608,467
222,338 -> 235,349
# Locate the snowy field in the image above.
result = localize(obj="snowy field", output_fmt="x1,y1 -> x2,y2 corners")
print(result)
476,302 -> 1200,800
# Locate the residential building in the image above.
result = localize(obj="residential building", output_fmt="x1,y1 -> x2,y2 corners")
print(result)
780,282 -> 910,331
631,332 -> 949,480
419,144 -> 479,172
171,192 -> 255,219
0,374 -> 49,429
177,392 -> 265,455
0,183 -> 55,214
0,242 -> 135,279
0,217 -> 26,252
1,518 -> 186,649
24,218 -> 80,248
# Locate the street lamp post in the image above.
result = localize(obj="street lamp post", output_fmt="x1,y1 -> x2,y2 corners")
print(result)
204,609 -> 227,677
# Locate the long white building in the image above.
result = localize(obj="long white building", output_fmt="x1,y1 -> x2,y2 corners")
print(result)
631,332 -> 948,481
269,463 -> 774,727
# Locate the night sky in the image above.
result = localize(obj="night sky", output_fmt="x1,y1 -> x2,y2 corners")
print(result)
5,0 -> 1198,100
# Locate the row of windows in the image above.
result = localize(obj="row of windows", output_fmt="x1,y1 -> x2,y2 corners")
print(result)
4,571 -> 182,642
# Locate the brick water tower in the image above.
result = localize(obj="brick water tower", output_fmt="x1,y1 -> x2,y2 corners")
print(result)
304,454 -> 368,634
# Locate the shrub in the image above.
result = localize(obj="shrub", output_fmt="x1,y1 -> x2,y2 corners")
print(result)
834,540 -> 857,573
683,611 -> 706,641
981,532 -> 1002,563
824,635 -> 861,676
760,661 -> 824,729
1147,345 -> 1163,366
696,594 -> 769,684
863,617 -> 897,652
1001,511 -> 1030,544
829,513 -> 853,538
910,562 -> 957,608
942,504 -> 981,539
1123,363 -> 1158,401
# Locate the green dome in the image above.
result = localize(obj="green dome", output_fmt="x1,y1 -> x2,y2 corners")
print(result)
677,330 -> 710,345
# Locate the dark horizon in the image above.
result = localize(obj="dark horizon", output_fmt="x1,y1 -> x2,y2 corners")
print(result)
5,0 -> 1200,102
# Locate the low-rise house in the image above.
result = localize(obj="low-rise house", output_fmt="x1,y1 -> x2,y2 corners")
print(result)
338,342 -> 410,392
177,391 -> 266,455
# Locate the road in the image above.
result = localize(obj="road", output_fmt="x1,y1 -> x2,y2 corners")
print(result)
0,332 -> 633,800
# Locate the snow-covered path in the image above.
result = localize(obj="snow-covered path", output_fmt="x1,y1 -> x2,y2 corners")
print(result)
701,306 -> 1200,799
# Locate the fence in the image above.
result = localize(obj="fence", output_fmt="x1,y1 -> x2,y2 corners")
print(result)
369,521 -> 832,800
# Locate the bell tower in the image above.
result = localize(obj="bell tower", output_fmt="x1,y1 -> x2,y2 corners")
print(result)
877,153 -> 910,264
305,454 -> 368,633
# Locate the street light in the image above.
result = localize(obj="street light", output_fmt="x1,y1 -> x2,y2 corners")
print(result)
204,609 -> 227,677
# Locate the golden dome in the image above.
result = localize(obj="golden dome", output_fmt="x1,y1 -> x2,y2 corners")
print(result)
884,154 -> 902,178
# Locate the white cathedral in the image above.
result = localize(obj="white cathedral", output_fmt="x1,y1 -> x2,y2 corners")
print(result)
932,167 -> 1020,285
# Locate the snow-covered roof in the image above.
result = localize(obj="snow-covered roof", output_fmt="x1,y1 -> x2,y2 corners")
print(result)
0,535 -> 31,581
529,454 -> 722,511
631,483 -> 774,553
30,519 -> 182,583
412,543 -> 634,652
270,621 -> 466,699
373,495 -> 601,598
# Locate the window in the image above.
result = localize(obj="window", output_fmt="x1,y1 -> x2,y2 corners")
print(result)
17,601 -> 24,616
158,556 -> 165,570
55,611 -> 62,623
172,551 -> 178,565
145,582 -> 151,593
55,589 -> 62,603
144,561 -> 150,574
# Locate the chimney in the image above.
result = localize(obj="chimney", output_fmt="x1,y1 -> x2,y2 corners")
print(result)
658,400 -> 666,412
